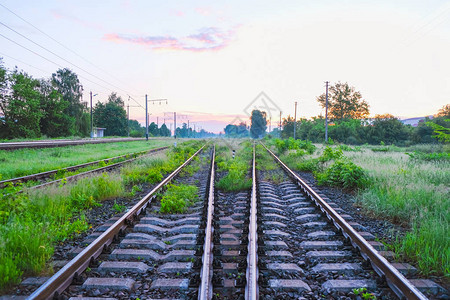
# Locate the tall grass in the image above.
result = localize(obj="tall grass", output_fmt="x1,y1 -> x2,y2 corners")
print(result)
348,150 -> 449,277
0,140 -> 173,180
216,141 -> 252,191
0,140 -> 204,291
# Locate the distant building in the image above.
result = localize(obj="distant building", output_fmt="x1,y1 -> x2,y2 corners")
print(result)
93,127 -> 106,137
400,116 -> 433,127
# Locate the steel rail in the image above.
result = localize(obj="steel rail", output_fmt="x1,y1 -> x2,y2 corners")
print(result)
0,138 -> 147,150
245,144 -> 259,300
262,143 -> 428,300
28,144 -> 206,300
0,146 -> 169,188
198,145 -> 215,300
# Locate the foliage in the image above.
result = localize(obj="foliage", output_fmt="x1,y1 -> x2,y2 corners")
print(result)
224,122 -> 248,137
426,120 -> 450,143
406,151 -> 450,161
250,110 -> 267,138
316,159 -> 369,190
216,142 -> 252,191
39,79 -> 72,137
52,68 -> 87,136
160,184 -> 198,213
272,138 -> 316,155
316,81 -> 369,120
93,92 -> 127,136
0,69 -> 43,138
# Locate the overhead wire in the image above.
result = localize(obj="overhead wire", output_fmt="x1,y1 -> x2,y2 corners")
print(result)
0,2 -> 136,92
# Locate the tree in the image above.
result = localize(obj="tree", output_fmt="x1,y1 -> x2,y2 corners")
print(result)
281,116 -> 295,139
0,59 -> 8,136
224,124 -> 238,136
435,104 -> 450,118
128,119 -> 144,137
93,92 -> 127,136
366,114 -> 410,145
1,69 -> 42,138
317,82 -> 369,120
159,123 -> 171,137
250,110 -> 267,138
148,122 -> 159,136
52,68 -> 85,135
38,79 -> 71,137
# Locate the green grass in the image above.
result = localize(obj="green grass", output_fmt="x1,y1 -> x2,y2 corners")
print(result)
216,141 -> 252,192
269,140 -> 449,277
0,140 -> 205,291
0,140 -> 174,180
347,149 -> 449,277
160,184 -> 199,213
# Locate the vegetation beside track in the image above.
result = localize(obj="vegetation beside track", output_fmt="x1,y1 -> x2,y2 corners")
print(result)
265,138 -> 449,278
215,141 -> 252,191
0,140 -> 204,291
0,139 -> 173,180
160,184 -> 199,213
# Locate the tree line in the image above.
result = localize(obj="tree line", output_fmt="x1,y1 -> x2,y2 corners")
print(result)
0,58 -> 215,139
225,82 -> 449,145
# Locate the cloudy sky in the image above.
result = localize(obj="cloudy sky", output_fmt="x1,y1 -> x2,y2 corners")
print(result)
1,0 -> 449,133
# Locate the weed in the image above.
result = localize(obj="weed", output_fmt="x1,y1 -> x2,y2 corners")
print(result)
315,159 -> 369,190
160,184 -> 199,213
112,201 -> 126,213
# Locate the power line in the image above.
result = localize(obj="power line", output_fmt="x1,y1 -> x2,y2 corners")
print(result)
0,51 -> 50,74
0,32 -> 114,92
0,2 -> 141,96
0,21 -> 139,97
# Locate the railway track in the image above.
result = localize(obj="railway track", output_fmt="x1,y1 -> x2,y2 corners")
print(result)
10,142 -> 445,299
0,138 -> 148,150
0,146 -> 169,189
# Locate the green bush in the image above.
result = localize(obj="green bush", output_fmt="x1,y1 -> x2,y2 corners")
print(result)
316,159 -> 369,190
406,151 -> 450,161
319,146 -> 343,162
160,184 -> 198,213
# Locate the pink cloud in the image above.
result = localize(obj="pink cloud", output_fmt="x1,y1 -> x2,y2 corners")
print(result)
195,7 -> 212,16
170,9 -> 185,17
103,27 -> 236,52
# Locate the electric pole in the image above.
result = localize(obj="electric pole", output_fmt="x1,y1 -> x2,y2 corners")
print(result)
127,104 -> 130,137
279,111 -> 282,138
90,91 -> 93,138
145,96 -> 167,141
293,101 -> 297,140
174,112 -> 177,139
325,81 -> 329,143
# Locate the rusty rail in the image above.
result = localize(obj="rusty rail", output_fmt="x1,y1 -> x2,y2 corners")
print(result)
261,143 -> 428,300
28,144 -> 206,300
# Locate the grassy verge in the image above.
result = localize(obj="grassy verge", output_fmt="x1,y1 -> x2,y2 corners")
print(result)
216,141 -> 252,192
0,140 -> 174,180
348,150 -> 449,277
0,140 -> 204,291
266,138 -> 449,278
160,184 -> 199,213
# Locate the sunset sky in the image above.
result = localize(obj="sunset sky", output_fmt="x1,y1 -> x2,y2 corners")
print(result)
1,0 -> 449,133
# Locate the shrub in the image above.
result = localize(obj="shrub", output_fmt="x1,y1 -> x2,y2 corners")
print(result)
319,146 -> 343,162
316,159 -> 369,190
160,184 -> 198,213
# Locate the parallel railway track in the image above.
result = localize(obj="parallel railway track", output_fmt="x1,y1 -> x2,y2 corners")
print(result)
0,138 -> 147,150
0,146 -> 169,189
10,142 -> 445,299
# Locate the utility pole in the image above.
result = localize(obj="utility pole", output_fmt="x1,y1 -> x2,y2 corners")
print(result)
174,112 -> 177,139
157,117 -> 159,127
279,111 -> 282,138
187,120 -> 190,138
145,96 -> 167,141
325,81 -> 329,143
90,91 -> 93,138
145,94 -> 148,140
127,104 -> 130,137
293,101 -> 297,140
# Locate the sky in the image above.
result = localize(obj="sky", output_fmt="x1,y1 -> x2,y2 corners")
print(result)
1,0 -> 449,133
